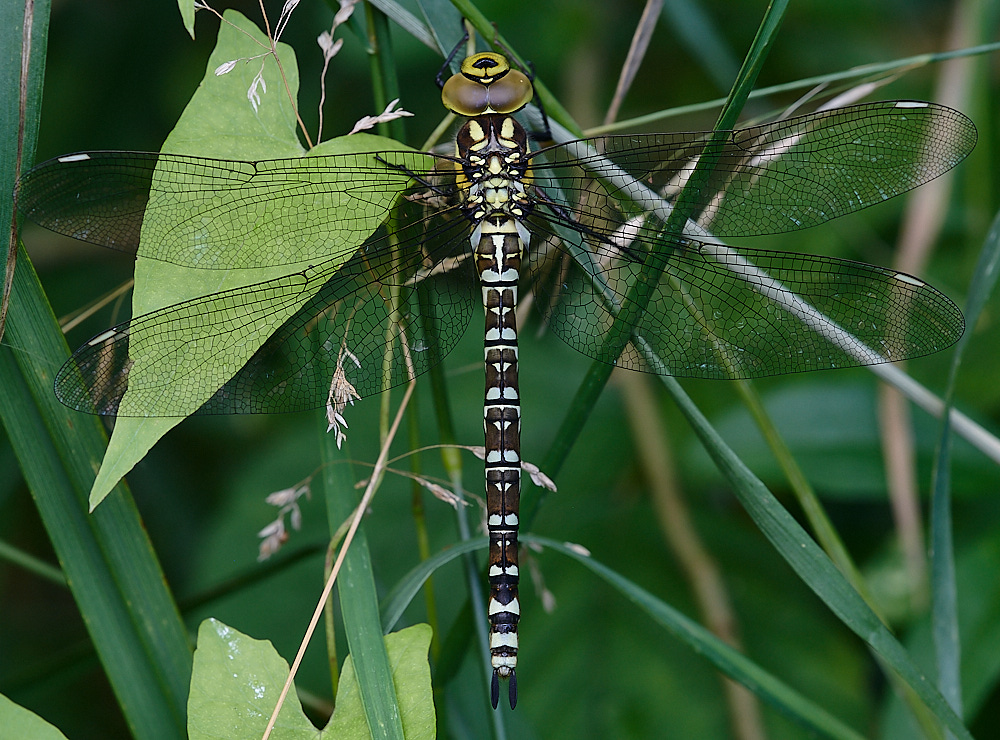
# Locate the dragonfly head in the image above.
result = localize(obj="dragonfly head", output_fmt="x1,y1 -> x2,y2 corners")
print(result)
441,52 -> 533,117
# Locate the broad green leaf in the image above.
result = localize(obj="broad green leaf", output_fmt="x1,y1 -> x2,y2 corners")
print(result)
91,11 -> 419,505
187,619 -> 434,740
0,694 -> 69,740
188,618 -> 319,740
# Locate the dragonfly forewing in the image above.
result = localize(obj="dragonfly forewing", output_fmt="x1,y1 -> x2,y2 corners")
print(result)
532,101 -> 977,238
18,148 -> 438,269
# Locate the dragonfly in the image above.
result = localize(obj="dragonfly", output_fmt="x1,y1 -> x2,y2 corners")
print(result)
17,48 -> 976,710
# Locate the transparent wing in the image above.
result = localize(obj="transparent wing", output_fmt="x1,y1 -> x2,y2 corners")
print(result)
524,101 -> 973,377
50,173 -> 478,416
30,101 -> 976,410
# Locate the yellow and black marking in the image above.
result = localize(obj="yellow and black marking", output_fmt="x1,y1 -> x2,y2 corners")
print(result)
443,51 -> 534,710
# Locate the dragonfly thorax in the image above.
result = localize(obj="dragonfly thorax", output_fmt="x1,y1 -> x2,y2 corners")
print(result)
456,115 -> 532,224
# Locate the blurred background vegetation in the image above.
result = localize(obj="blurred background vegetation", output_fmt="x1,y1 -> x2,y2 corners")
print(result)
4,0 -> 1000,737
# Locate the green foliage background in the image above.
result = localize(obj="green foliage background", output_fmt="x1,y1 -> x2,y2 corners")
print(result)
3,0 -> 1000,738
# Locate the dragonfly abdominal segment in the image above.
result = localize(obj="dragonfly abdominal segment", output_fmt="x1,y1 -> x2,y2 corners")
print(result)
446,50 -> 536,710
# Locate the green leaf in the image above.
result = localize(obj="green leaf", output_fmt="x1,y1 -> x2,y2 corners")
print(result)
90,9 -> 302,504
930,206 -> 1000,715
1,254 -> 193,737
188,619 -> 317,740
187,619 -> 434,740
381,537 -> 487,632
91,11 -> 418,505
0,694 -> 70,740
177,0 -> 195,39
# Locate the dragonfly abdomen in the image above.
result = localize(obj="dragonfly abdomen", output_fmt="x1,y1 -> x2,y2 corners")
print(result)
478,220 -> 523,710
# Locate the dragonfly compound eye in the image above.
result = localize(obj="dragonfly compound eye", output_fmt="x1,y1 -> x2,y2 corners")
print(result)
441,52 -> 533,116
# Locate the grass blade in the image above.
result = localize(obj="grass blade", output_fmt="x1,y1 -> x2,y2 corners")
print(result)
656,371 -> 973,739
1,250 -> 192,739
930,207 -> 1000,718
3,0 -> 192,736
322,425 -> 405,740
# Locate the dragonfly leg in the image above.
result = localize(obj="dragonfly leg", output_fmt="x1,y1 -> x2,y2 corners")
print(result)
436,26 -> 471,88
532,186 -> 648,262
373,155 -> 453,195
